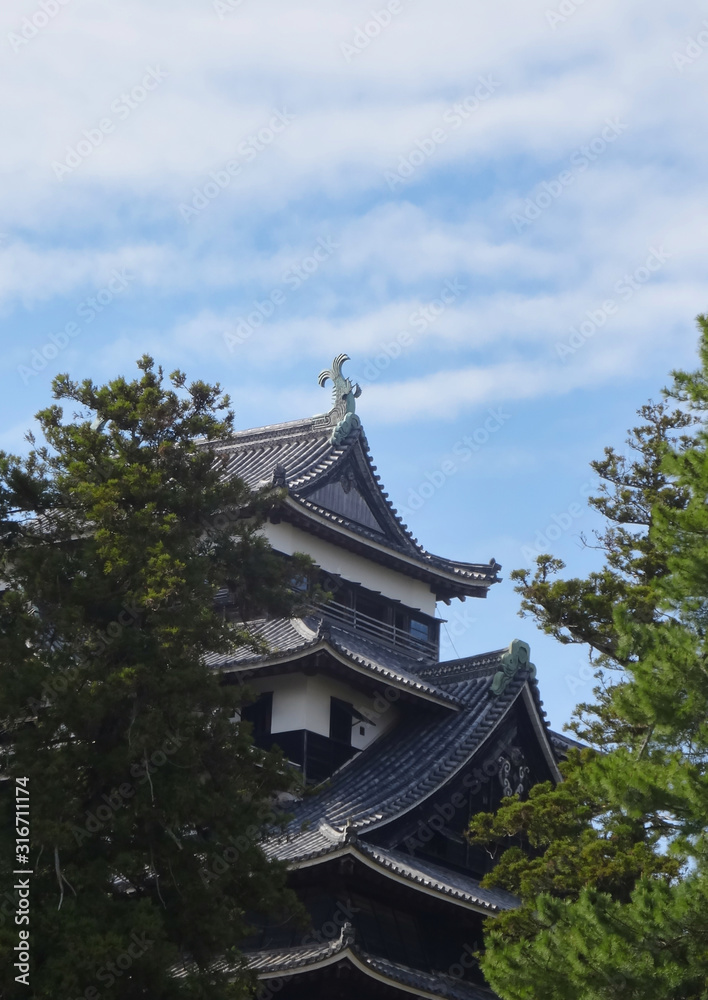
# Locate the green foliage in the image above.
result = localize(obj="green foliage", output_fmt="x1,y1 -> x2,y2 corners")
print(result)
482,877 -> 708,1000
469,317 -> 708,999
0,358 -> 311,998
469,750 -> 680,907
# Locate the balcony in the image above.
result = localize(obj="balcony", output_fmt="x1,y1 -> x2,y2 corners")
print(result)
318,599 -> 438,660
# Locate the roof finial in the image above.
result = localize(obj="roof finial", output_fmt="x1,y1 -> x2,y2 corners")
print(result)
318,354 -> 362,445
491,639 -> 536,696
318,354 -> 361,411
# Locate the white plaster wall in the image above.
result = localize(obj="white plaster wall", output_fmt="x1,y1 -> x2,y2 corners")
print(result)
263,520 -> 436,615
235,670 -> 400,750
303,673 -> 400,750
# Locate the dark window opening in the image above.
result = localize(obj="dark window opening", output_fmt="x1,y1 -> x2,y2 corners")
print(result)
396,608 -> 432,643
318,578 -> 440,656
241,692 -> 272,740
409,617 -> 431,642
355,593 -> 389,622
330,697 -> 354,745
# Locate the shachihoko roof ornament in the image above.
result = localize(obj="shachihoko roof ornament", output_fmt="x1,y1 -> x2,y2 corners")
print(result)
318,353 -> 362,445
491,639 -> 536,696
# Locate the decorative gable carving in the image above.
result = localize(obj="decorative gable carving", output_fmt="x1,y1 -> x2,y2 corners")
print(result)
497,746 -> 530,798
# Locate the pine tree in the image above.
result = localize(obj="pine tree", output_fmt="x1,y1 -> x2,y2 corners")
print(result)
468,318 -> 708,1000
0,359 -> 311,999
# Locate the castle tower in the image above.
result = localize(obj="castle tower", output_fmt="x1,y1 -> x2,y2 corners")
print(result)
210,356 -> 562,999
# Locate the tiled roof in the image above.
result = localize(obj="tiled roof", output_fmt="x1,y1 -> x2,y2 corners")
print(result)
242,923 -> 495,1000
204,616 -> 319,668
362,952 -> 496,1000
325,619 -> 437,671
205,617 -> 460,707
208,412 -> 500,593
418,649 -> 508,683
171,926 -> 496,999
289,494 -> 499,586
267,654 -> 537,846
326,624 -> 457,704
213,414 -> 344,492
548,729 -> 587,755
247,926 -> 351,973
358,843 -> 518,913
282,836 -> 518,914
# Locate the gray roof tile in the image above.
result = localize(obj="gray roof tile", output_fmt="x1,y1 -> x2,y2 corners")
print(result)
359,844 -> 518,913
208,413 -> 500,591
240,923 -> 496,1000
204,617 -> 318,668
267,659 -> 535,843
275,835 -> 518,913
205,617 -> 460,706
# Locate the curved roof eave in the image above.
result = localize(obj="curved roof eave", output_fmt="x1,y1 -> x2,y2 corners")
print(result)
282,495 -> 499,597
206,412 -> 501,599
267,654 -> 561,844
246,924 -> 494,1000
289,841 -> 518,916
215,635 -> 461,710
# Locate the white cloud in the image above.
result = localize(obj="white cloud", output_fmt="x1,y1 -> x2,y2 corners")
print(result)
0,0 -> 704,425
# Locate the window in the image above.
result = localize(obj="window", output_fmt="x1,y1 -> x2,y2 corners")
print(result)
329,697 -> 353,745
409,618 -> 431,642
395,610 -> 432,644
241,692 -> 272,739
355,593 -> 388,623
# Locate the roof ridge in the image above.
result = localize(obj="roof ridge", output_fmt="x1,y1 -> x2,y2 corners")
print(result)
419,648 -> 508,680
240,929 -> 494,999
219,413 -> 333,442
326,635 -> 460,705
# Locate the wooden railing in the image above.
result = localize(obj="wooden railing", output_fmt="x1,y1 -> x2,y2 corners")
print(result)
318,600 -> 437,659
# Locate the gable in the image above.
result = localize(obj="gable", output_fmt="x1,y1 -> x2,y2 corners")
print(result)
370,691 -> 561,878
298,441 -> 420,553
306,475 -> 386,533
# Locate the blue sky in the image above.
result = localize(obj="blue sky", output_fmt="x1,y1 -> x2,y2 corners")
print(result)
1,0 -> 706,730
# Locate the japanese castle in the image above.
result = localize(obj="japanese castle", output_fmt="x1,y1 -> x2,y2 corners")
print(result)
212,356 -> 564,999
